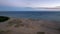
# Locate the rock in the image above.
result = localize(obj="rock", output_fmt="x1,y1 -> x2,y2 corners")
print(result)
0,16 -> 10,22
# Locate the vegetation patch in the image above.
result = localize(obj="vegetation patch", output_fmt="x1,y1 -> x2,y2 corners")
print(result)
14,24 -> 24,27
0,30 -> 12,34
7,19 -> 24,27
28,18 -> 40,21
37,32 -> 45,34
56,28 -> 60,31
0,16 -> 10,22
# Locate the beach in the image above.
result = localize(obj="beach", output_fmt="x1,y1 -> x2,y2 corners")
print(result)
0,17 -> 60,34
0,11 -> 60,34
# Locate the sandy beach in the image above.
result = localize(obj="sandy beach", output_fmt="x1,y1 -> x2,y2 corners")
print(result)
0,17 -> 60,34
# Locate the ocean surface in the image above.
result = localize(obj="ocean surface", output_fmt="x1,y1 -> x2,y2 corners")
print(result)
0,11 -> 60,21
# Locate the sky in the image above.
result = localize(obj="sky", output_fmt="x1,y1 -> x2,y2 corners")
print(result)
0,0 -> 60,11
0,0 -> 60,7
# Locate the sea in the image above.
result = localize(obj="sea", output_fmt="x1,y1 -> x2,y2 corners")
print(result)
0,11 -> 60,21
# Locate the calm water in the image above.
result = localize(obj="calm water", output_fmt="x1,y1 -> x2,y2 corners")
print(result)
0,11 -> 60,21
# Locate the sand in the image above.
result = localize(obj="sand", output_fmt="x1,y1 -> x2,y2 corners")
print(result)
0,18 -> 60,34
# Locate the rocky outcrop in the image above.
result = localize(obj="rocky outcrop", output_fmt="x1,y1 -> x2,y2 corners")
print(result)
0,16 -> 10,22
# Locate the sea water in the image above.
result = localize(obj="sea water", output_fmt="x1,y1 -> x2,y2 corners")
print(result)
0,11 -> 60,21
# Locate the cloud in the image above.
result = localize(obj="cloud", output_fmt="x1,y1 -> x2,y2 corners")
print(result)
0,0 -> 28,7
0,5 -> 60,11
0,0 -> 60,7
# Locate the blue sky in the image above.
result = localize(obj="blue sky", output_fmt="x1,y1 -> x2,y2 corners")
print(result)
0,0 -> 60,11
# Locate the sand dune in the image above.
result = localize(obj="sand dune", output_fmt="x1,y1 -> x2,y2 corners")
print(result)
0,18 -> 60,34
